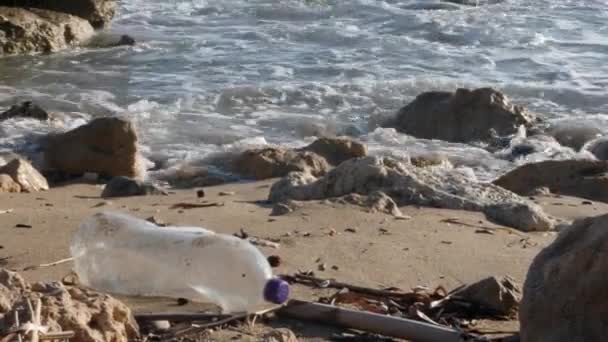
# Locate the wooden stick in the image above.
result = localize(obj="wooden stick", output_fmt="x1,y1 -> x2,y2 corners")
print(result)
23,257 -> 74,271
15,311 -> 22,342
40,331 -> 75,340
278,300 -> 465,342
134,312 -> 230,322
170,202 -> 224,210
285,274 -> 418,299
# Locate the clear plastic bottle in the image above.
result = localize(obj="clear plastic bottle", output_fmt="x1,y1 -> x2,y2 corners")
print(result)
70,211 -> 289,313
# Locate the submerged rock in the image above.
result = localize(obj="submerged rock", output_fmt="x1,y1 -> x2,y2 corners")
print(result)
232,147 -> 329,180
269,156 -> 553,231
520,214 -> 608,341
0,158 -> 48,192
101,176 -> 167,198
43,117 -> 145,180
1,0 -> 116,28
493,159 -> 608,202
0,6 -> 94,56
386,88 -> 534,143
0,101 -> 49,121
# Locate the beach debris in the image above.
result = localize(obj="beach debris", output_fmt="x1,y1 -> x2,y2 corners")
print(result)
269,156 -> 553,231
101,176 -> 167,198
196,189 -> 205,198
14,224 -> 32,229
267,255 -> 282,268
0,159 -> 48,193
345,228 -> 357,233
146,216 -> 167,227
176,298 -> 189,306
218,191 -> 235,196
318,263 -> 327,271
170,202 -> 224,209
249,238 -> 280,249
261,328 -> 298,342
452,276 -> 521,317
520,214 -> 608,341
22,257 -> 74,272
0,209 -> 13,215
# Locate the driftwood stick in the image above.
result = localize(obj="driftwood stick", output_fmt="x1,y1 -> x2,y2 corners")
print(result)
170,202 -> 224,210
40,331 -> 75,340
134,312 -> 230,322
278,300 -> 465,342
284,274 -> 417,299
23,257 -> 74,271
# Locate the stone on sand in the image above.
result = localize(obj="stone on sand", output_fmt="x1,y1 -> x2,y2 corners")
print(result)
387,87 -> 534,143
520,214 -> 608,342
101,176 -> 167,198
269,156 -> 553,231
0,158 -> 49,192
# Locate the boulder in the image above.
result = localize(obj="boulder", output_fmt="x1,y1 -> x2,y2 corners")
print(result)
43,117 -> 145,179
0,174 -> 20,192
232,147 -> 329,180
0,158 -> 48,192
269,156 -> 553,231
0,101 -> 49,121
587,138 -> 608,160
0,0 -> 116,28
455,276 -> 521,317
101,176 -> 167,198
520,214 -> 608,341
493,159 -> 608,202
332,191 -> 403,217
1,279 -> 139,342
387,88 -> 534,143
299,137 -> 367,166
0,6 -> 94,56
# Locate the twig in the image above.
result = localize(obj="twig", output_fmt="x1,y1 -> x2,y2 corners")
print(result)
440,218 -> 526,237
22,257 -> 74,271
170,202 -> 224,210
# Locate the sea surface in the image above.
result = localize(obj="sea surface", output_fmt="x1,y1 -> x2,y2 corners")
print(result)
1,0 -> 607,181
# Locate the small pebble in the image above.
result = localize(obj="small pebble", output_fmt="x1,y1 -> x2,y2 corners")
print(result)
267,255 -> 281,267
328,228 -> 337,236
345,228 -> 357,233
196,189 -> 205,198
176,298 -> 189,306
318,263 -> 327,271
331,265 -> 339,271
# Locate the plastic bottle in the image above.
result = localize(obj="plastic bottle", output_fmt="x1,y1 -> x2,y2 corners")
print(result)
70,211 -> 289,313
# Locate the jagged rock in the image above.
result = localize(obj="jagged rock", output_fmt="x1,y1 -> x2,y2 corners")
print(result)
0,158 -> 48,192
456,276 -> 521,317
0,174 -> 20,192
0,6 -> 94,56
548,122 -> 602,151
520,214 -> 608,341
269,156 -> 553,231
101,176 -> 167,198
0,268 -> 27,314
334,191 -> 403,217
0,0 -> 116,28
0,101 -> 49,121
232,147 -> 329,180
1,279 -> 139,342
387,88 -> 534,143
43,117 -> 145,179
299,137 -> 367,166
493,159 -> 608,202
261,328 -> 298,342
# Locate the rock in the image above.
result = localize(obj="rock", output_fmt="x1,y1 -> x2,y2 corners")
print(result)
232,147 -> 330,180
299,137 -> 367,166
387,88 -> 534,143
334,191 -> 403,217
271,202 -> 294,216
0,101 -> 49,121
0,268 -> 27,314
269,156 -> 553,231
1,0 -> 116,28
456,276 -> 521,317
0,158 -> 48,192
101,176 -> 167,198
87,32 -> 135,48
2,280 -> 139,342
493,159 -> 608,202
548,122 -> 602,151
262,328 -> 298,342
587,138 -> 608,160
0,174 -> 21,192
520,214 -> 608,341
0,6 -> 94,56
43,117 -> 145,179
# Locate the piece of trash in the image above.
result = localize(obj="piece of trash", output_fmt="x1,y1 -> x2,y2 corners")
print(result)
395,215 -> 413,221
0,209 -> 13,214
170,202 -> 223,209
71,212 -> 290,313
328,228 -> 337,236
15,224 -> 32,229
441,241 -> 452,245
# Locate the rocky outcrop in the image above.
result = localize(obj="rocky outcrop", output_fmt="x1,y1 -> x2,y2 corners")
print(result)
0,6 -> 94,56
387,88 -> 534,143
299,137 -> 367,166
43,117 -> 145,179
0,101 -> 49,121
0,0 -> 116,28
0,174 -> 20,192
0,158 -> 48,192
520,214 -> 608,342
0,270 -> 140,342
101,176 -> 167,198
493,159 -> 608,202
269,156 -> 553,231
232,147 -> 330,180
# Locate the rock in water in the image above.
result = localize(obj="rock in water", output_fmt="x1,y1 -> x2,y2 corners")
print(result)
43,117 -> 145,179
299,137 -> 367,166
387,88 -> 534,143
269,156 -> 553,231
0,174 -> 21,193
520,214 -> 608,341
101,176 -> 167,198
232,147 -> 330,180
493,159 -> 608,202
0,0 -> 116,28
587,138 -> 608,160
0,158 -> 48,192
0,101 -> 49,121
0,6 -> 94,56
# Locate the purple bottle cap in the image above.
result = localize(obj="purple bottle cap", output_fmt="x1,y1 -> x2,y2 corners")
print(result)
264,277 -> 290,304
